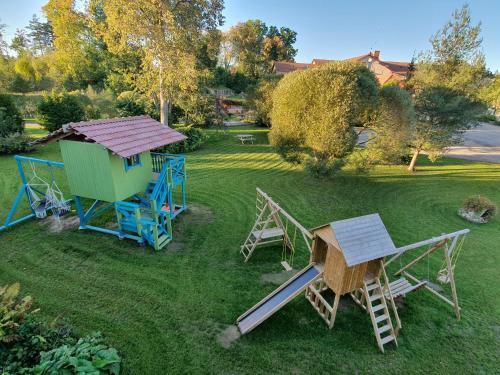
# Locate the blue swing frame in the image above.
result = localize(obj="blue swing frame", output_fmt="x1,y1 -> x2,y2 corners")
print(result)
0,155 -> 67,232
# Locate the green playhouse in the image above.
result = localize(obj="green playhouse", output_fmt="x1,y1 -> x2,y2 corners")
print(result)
1,116 -> 187,250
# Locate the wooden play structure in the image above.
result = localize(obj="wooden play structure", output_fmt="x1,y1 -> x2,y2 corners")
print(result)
237,207 -> 469,352
1,116 -> 188,251
241,188 -> 313,270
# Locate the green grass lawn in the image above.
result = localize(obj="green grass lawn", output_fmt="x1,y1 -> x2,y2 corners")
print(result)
0,126 -> 499,374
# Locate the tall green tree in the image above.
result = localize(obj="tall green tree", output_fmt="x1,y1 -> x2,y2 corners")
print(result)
408,4 -> 488,171
103,0 -> 224,125
0,20 -> 8,57
479,74 -> 500,116
27,15 -> 54,56
224,20 -> 298,78
408,87 -> 485,171
10,29 -> 30,56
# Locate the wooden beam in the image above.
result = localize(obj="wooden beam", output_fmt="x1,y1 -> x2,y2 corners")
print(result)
394,239 -> 449,276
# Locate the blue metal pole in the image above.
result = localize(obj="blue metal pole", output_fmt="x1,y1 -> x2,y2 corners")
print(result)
74,196 -> 87,228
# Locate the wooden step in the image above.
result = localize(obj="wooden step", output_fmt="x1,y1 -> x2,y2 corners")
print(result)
375,314 -> 389,324
365,283 -> 378,291
371,304 -> 385,313
377,324 -> 391,334
252,227 -> 285,240
380,335 -> 396,345
370,293 -> 382,302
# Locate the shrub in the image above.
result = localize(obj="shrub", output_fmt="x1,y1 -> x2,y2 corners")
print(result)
458,195 -> 498,223
116,91 -> 147,117
0,134 -> 34,155
304,157 -> 345,179
270,61 -> 379,175
345,148 -> 376,173
0,318 -> 74,373
32,332 -> 121,375
0,94 -> 24,137
157,126 -> 207,154
0,283 -> 121,374
36,92 -> 86,132
247,78 -> 279,127
366,85 -> 415,164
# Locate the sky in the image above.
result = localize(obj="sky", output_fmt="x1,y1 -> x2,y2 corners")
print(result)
1,0 -> 499,72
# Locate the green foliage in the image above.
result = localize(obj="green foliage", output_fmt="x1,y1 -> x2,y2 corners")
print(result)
270,61 -> 379,172
247,78 -> 279,127
366,86 -> 415,164
479,74 -> 500,114
304,156 -> 344,179
0,94 -> 24,137
413,86 -> 486,153
345,148 -> 376,174
461,195 -> 498,216
0,318 -> 74,374
410,4 -> 487,98
36,92 -> 85,132
223,20 -> 298,78
157,126 -> 207,154
32,332 -> 121,375
0,283 -> 35,344
116,91 -> 146,117
0,134 -> 34,155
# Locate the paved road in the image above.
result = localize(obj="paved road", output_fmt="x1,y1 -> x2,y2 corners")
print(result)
445,122 -> 500,163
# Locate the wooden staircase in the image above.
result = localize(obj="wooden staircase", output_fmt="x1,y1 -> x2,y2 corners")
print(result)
363,278 -> 398,353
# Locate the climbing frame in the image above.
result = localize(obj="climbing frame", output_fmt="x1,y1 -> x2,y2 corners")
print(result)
240,188 -> 313,269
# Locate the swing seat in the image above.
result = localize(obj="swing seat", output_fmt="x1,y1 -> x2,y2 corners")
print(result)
384,277 -> 427,299
252,227 -> 285,240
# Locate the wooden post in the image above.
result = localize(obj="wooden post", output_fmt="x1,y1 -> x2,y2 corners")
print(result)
444,245 -> 461,320
329,293 -> 341,329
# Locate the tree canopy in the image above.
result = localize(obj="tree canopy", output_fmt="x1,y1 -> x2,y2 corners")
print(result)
270,61 -> 378,171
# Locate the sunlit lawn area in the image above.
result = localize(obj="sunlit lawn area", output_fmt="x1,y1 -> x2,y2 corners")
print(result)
0,126 -> 499,374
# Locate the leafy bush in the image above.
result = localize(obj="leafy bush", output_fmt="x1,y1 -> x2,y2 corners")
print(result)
157,126 -> 207,154
247,78 -> 279,127
0,284 -> 121,374
116,91 -> 147,117
0,283 -> 35,344
345,148 -> 376,173
304,157 -> 345,179
36,93 -> 86,132
0,94 -> 24,137
270,61 -> 379,175
0,134 -> 34,155
366,85 -> 415,165
32,332 -> 120,375
1,318 -> 74,373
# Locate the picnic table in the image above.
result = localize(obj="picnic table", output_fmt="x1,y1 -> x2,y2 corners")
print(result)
235,134 -> 255,144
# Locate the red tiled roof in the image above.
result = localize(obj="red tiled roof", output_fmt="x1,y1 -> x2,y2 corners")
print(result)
273,61 -> 311,74
66,116 -> 187,158
379,60 -> 410,74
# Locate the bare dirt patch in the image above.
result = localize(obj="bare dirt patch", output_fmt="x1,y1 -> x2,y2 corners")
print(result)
216,325 -> 241,349
41,215 -> 80,233
260,269 -> 298,285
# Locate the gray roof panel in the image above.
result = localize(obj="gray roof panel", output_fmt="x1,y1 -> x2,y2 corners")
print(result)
330,213 -> 397,266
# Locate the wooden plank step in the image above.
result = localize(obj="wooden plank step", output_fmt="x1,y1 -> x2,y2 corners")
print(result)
375,314 -> 389,323
365,283 -> 378,291
370,293 -> 382,302
252,227 -> 285,240
380,335 -> 395,345
377,324 -> 391,334
371,304 -> 385,313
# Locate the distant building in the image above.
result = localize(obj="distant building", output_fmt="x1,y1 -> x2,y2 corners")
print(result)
272,51 -> 410,85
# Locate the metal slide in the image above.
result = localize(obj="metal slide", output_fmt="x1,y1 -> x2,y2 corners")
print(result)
237,264 -> 323,334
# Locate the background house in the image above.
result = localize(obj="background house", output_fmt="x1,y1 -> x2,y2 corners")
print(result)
272,51 -> 410,85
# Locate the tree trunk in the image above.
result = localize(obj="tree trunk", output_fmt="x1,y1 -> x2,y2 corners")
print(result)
160,91 -> 169,126
408,148 -> 420,172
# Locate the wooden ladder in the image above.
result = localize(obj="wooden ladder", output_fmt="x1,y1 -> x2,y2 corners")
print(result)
363,278 -> 398,353
240,196 -> 281,262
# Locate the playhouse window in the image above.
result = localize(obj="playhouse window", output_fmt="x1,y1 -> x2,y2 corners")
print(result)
124,154 -> 141,171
